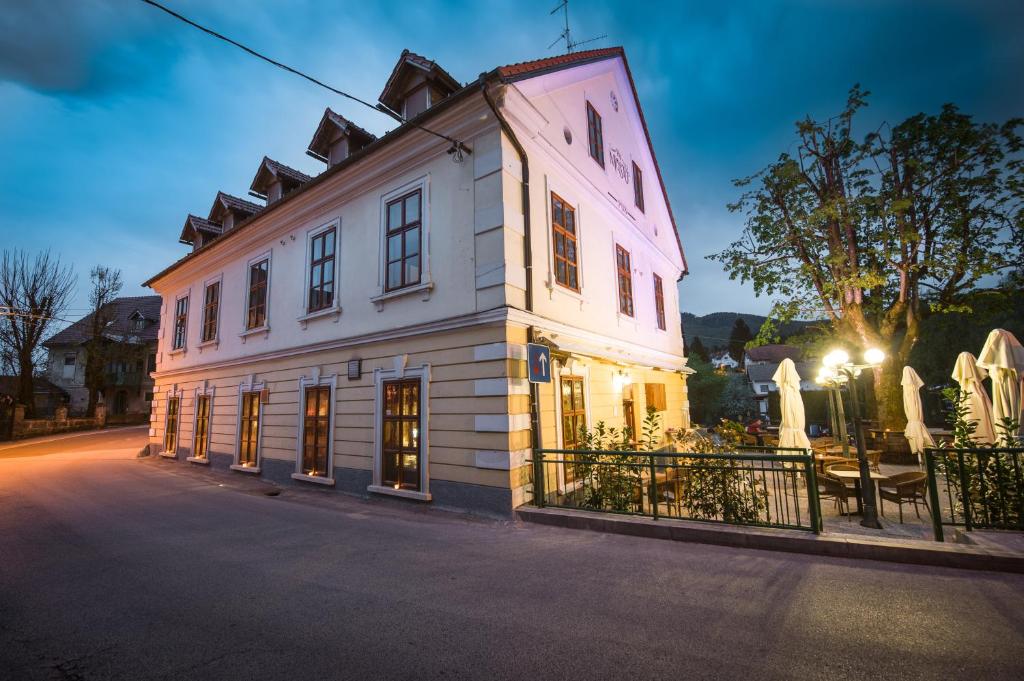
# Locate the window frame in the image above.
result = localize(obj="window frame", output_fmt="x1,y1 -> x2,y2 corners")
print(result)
373,176 -> 433,305
369,361 -> 431,501
304,220 -> 340,316
615,244 -> 635,318
188,385 -> 214,463
163,392 -> 180,455
632,161 -> 644,212
550,191 -> 581,293
233,377 -> 265,472
384,189 -> 423,293
293,371 -> 336,484
241,251 -> 272,334
653,272 -> 666,331
200,276 -> 222,344
62,353 -> 76,380
171,294 -> 189,351
586,101 -> 604,168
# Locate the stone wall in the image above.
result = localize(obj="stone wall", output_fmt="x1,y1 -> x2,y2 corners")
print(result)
11,404 -> 107,440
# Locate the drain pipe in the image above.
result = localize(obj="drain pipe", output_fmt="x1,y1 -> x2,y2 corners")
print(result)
481,79 -> 542,503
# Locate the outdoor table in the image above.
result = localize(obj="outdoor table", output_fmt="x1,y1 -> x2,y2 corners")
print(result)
829,469 -> 888,515
813,453 -> 848,474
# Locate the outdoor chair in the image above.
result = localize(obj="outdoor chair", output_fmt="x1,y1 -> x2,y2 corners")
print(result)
878,472 -> 929,523
817,473 -> 852,520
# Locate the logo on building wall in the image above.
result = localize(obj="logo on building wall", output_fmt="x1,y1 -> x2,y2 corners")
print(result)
609,148 -> 631,185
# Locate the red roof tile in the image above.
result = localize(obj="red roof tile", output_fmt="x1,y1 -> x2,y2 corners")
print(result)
497,47 -> 624,79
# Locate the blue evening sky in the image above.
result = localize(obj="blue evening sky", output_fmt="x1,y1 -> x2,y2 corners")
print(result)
1,0 -> 1021,320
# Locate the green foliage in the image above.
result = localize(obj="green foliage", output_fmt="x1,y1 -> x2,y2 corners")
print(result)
688,336 -> 710,362
728,317 -> 754,362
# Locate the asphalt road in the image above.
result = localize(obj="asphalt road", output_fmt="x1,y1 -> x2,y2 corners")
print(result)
1,429 -> 1022,681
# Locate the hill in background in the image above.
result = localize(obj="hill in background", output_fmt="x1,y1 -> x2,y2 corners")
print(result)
681,312 -> 819,349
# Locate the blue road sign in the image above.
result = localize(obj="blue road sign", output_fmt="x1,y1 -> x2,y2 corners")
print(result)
527,343 -> 551,383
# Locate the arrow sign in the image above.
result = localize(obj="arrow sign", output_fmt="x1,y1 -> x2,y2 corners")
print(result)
527,343 -> 551,384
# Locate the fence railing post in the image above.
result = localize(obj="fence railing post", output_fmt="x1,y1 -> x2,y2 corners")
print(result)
649,453 -> 659,521
957,451 -> 973,532
805,455 -> 821,534
533,451 -> 545,508
924,449 -> 944,542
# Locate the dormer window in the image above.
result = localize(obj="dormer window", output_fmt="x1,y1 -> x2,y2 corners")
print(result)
378,50 -> 460,121
207,192 -> 261,236
249,157 -> 311,205
307,108 -> 376,168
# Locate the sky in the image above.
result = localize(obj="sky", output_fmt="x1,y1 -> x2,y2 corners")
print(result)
1,0 -> 1022,322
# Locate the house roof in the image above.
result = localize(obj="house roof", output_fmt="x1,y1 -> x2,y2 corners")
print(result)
745,345 -> 802,364
43,296 -> 162,347
0,376 -> 68,399
307,108 -> 377,160
145,47 -> 687,285
378,49 -> 461,112
747,360 -> 817,385
179,214 -> 222,246
249,156 -> 313,197
209,192 -> 262,223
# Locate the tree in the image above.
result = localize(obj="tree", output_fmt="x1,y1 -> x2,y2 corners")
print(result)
685,356 -> 728,425
689,336 -> 710,362
83,266 -> 124,417
0,250 -> 76,416
712,87 -> 1024,428
727,317 -> 753,364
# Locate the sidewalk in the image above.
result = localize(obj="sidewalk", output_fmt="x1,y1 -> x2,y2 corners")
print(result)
517,505 -> 1024,574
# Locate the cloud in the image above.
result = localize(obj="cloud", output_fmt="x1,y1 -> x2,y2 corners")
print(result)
0,0 -> 174,97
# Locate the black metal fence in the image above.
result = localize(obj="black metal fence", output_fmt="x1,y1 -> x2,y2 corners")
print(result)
924,447 -> 1024,541
530,446 -> 820,532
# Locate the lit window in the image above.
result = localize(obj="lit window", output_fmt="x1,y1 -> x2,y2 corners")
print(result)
616,245 -> 634,317
193,395 -> 211,459
238,391 -> 261,466
164,396 -> 179,453
308,228 -> 336,312
586,101 -> 604,167
385,191 -> 421,292
551,193 -> 579,291
246,260 -> 269,329
302,386 -> 331,476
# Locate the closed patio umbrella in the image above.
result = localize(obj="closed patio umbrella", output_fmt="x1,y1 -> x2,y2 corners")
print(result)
772,358 -> 812,452
901,366 -> 935,463
977,329 -> 1024,441
951,352 -> 996,445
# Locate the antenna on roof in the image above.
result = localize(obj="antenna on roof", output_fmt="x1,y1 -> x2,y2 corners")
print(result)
548,0 -> 606,53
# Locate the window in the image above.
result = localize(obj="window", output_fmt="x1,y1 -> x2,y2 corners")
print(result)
616,245 -> 634,317
381,379 -> 421,491
551,193 -> 580,291
201,281 -> 220,342
131,316 -> 145,332
632,161 -> 644,212
193,395 -> 211,459
238,391 -> 261,466
645,383 -> 667,412
147,353 -> 157,373
62,354 -> 76,379
308,227 -> 336,312
560,376 -> 586,484
172,296 -> 188,350
164,396 -> 179,453
384,190 -> 421,291
302,386 -> 331,476
586,101 -> 604,167
653,273 -> 666,330
246,259 -> 269,329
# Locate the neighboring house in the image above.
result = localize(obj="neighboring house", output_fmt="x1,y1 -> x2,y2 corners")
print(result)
710,351 -> 739,371
144,47 -> 691,517
43,296 -> 161,417
744,345 -> 819,418
0,376 -> 68,418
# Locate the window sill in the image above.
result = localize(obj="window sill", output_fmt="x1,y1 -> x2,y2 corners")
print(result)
230,464 -> 261,474
158,451 -> 177,459
370,281 -> 434,311
291,472 -> 335,486
186,456 -> 210,465
367,484 -> 432,502
239,326 -> 270,343
196,338 -> 219,352
297,306 -> 342,328
167,347 -> 187,358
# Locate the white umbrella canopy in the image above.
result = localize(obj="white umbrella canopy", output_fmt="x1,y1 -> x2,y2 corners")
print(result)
901,366 -> 935,459
772,358 -> 812,452
951,351 -> 996,445
977,329 -> 1024,440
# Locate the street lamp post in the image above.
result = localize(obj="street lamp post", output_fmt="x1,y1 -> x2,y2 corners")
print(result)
818,348 -> 886,530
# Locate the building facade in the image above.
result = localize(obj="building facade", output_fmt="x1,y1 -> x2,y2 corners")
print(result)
44,296 -> 160,418
145,48 -> 691,516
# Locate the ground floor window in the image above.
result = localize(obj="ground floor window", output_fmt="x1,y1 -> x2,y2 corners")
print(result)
193,395 -> 211,459
164,396 -> 179,453
560,375 -> 586,484
381,379 -> 420,491
238,391 -> 261,466
302,386 -> 331,477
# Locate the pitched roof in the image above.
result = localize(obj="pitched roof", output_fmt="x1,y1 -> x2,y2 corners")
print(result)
747,360 -> 817,385
249,156 -> 313,196
209,192 -> 262,223
745,345 -> 802,364
378,49 -> 461,111
43,296 -> 162,347
179,214 -> 222,245
146,47 -> 687,284
307,108 -> 377,160
0,376 -> 68,399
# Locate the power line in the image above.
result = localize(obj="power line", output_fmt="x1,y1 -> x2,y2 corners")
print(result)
139,0 -> 470,156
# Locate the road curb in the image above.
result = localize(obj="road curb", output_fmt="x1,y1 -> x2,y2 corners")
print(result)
516,506 -> 1024,574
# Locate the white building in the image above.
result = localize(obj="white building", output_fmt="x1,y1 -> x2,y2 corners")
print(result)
145,47 -> 691,516
710,352 -> 740,371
